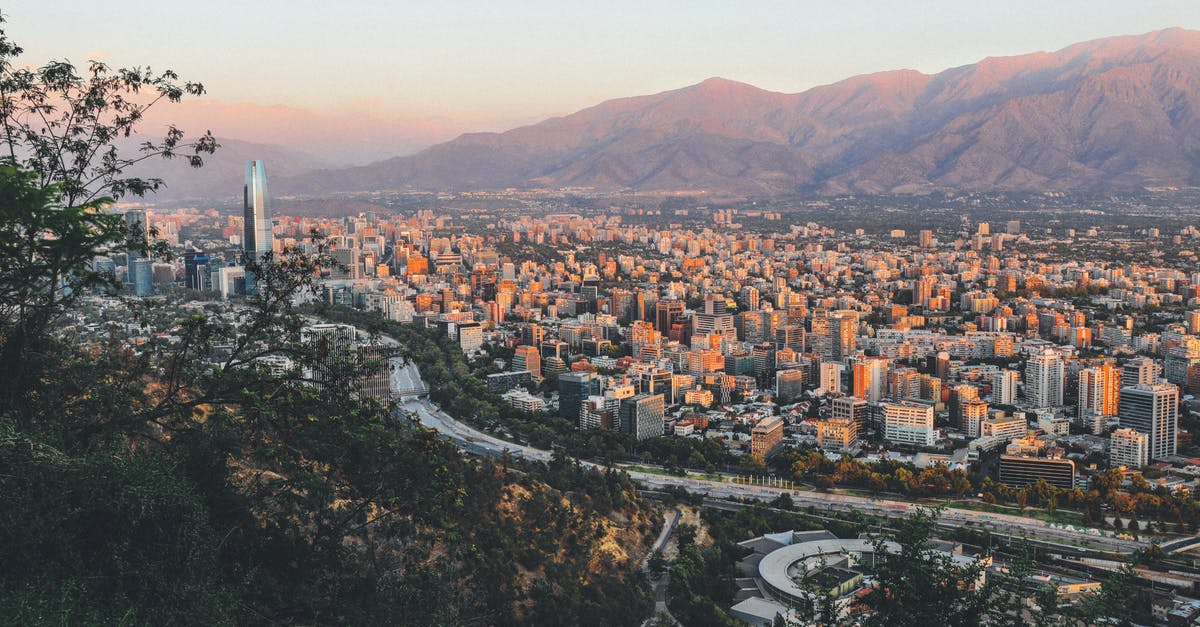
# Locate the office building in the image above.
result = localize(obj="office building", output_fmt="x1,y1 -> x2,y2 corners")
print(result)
243,160 -> 273,293
775,368 -> 806,402
512,345 -> 541,378
1109,428 -> 1149,469
621,393 -> 665,441
751,416 -> 784,458
655,299 -> 684,333
832,396 -> 868,430
559,372 -> 602,422
999,454 -> 1075,490
818,418 -> 858,454
1119,383 -> 1179,460
881,401 -> 936,446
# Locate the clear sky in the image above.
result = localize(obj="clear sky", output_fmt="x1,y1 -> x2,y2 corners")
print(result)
7,1 -> 1200,125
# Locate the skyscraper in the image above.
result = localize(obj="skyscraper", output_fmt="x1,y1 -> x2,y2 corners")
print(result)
1079,364 -> 1121,433
243,160 -> 273,293
124,210 -> 152,296
1024,348 -> 1064,407
1119,383 -> 1179,461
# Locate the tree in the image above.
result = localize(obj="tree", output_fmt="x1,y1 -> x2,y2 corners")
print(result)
0,16 -> 215,425
0,168 -> 125,421
648,549 -> 667,577
856,507 -> 987,626
0,16 -> 216,207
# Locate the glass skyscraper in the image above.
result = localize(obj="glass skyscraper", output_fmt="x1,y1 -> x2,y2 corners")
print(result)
244,160 -> 273,260
243,160 -> 273,293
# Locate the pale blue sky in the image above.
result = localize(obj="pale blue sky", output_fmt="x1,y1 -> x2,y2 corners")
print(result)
7,1 -> 1200,123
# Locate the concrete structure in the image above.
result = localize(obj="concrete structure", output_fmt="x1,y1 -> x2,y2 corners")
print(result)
832,396 -> 868,431
1025,348 -> 1064,407
881,401 -> 935,446
818,418 -> 858,454
751,416 -> 784,458
1119,383 -> 1179,461
1109,427 -> 1149,469
756,537 -> 982,610
992,369 -> 1019,405
620,393 -> 665,441
998,454 -> 1075,489
559,371 -> 602,422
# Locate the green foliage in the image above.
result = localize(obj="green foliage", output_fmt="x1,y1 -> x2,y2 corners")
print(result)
0,422 -> 232,624
0,167 -> 125,423
857,507 -> 988,626
0,16 -> 216,206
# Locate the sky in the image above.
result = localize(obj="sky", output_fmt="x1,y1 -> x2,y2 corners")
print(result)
7,1 -> 1200,139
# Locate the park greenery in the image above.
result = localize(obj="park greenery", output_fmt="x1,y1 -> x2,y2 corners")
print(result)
776,448 -> 1200,534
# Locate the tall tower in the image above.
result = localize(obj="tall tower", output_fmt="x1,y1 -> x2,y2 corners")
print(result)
243,160 -> 273,262
1024,348 -> 1064,408
1079,364 -> 1121,426
1119,383 -> 1179,461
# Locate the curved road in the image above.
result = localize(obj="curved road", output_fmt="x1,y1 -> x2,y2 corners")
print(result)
391,360 -> 1149,555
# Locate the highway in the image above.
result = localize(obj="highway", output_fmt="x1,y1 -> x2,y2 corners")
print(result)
390,360 -> 1150,555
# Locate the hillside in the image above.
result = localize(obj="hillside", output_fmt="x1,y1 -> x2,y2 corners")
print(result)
278,28 -> 1200,196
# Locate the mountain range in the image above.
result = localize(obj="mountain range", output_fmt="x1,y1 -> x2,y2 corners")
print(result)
151,28 -> 1200,200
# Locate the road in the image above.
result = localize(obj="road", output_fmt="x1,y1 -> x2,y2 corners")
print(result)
642,508 -> 681,625
390,360 -> 1149,556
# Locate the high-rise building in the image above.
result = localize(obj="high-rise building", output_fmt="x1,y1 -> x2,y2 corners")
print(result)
853,356 -> 889,403
692,294 -> 735,338
1122,357 -> 1161,388
832,396 -> 868,431
243,160 -> 273,293
124,210 -> 149,255
809,312 -> 855,360
1119,383 -> 1179,461
512,345 -> 541,378
1109,428 -> 1149,468
1024,348 -> 1064,407
992,370 -> 1019,405
243,160 -> 273,260
751,416 -> 784,458
775,368 -> 806,403
655,299 -> 684,334
129,258 -> 154,297
301,323 -> 357,387
818,418 -> 858,453
1078,364 -> 1120,433
620,393 -> 665,441
881,401 -> 936,446
948,384 -> 980,428
962,399 -> 990,438
559,371 -> 602,422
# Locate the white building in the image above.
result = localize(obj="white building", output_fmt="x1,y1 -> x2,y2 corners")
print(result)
882,401 -> 936,446
1024,348 -> 1064,407
1109,428 -> 1149,469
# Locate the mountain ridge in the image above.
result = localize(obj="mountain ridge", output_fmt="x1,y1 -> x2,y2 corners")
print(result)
265,28 -> 1200,196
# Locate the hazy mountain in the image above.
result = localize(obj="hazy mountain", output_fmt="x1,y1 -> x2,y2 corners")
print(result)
278,28 -> 1200,196
122,137 -> 330,203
